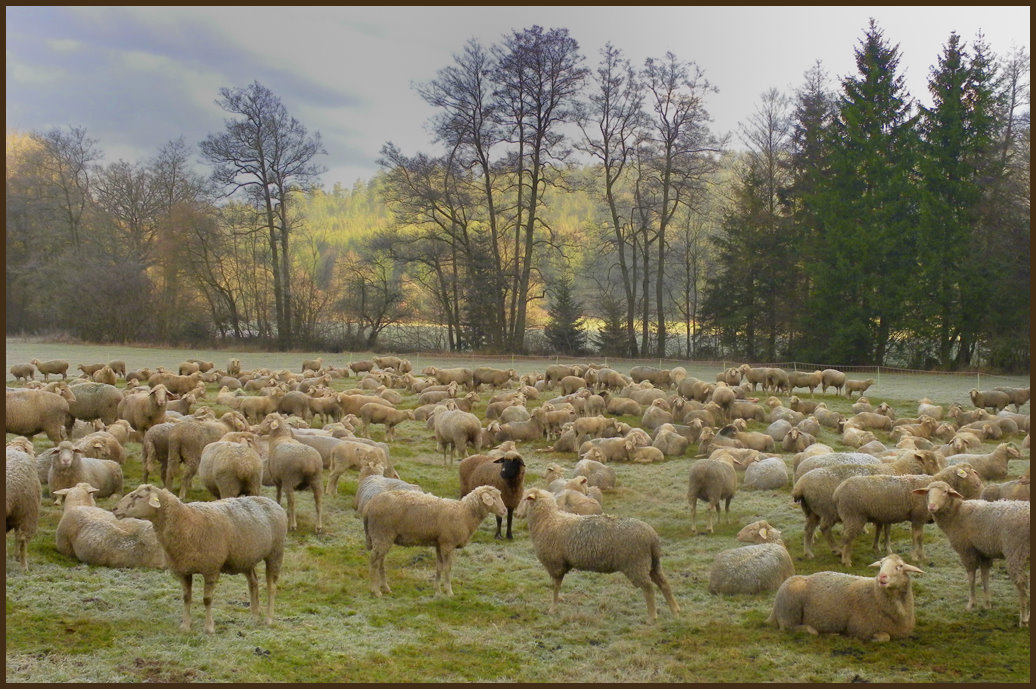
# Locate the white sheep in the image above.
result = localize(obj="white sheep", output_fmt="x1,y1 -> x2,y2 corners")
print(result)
53,482 -> 166,569
113,484 -> 288,633
197,433 -> 264,499
912,480 -> 1030,627
742,457 -> 789,491
515,488 -> 680,623
353,461 -> 425,518
259,413 -> 324,533
687,453 -> 740,534
6,440 -> 41,571
945,442 -> 1023,481
767,553 -> 924,641
363,485 -> 507,597
47,441 -> 124,502
708,520 -> 794,595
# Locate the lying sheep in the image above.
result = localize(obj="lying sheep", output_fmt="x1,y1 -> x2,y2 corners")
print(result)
708,520 -> 794,595
458,450 -> 526,539
6,441 -> 41,571
981,474 -> 1030,502
54,483 -> 166,569
742,457 -> 789,491
687,453 -> 740,534
114,485 -> 287,633
6,385 -> 77,443
516,488 -> 680,623
364,485 -> 506,597
47,441 -> 124,502
552,476 -> 604,515
782,428 -> 816,454
74,430 -> 126,465
574,457 -> 617,492
913,481 -> 1030,627
768,553 -> 924,641
197,433 -> 264,499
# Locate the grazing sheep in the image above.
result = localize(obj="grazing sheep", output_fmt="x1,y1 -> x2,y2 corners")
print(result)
742,457 -> 789,491
117,384 -> 169,435
708,521 -> 794,594
945,442 -> 1023,481
424,366 -> 475,390
833,464 -> 984,566
325,440 -> 393,495
913,481 -> 1030,627
354,462 -> 425,517
844,378 -> 874,398
260,414 -> 324,533
687,453 -> 740,534
364,485 -> 506,597
301,357 -> 323,373
197,434 -> 264,499
359,403 -> 415,441
432,409 -> 483,465
574,457 -> 617,492
768,554 -> 924,641
6,385 -> 77,443
31,358 -> 69,381
993,386 -> 1030,412
458,451 -> 526,540
630,365 -> 673,388
67,382 -> 124,425
47,441 -> 124,501
113,485 -> 287,633
516,488 -> 680,623
10,363 -> 36,383
969,388 -> 1012,413
472,366 -> 517,390
792,463 -> 893,558
6,441 -> 42,571
53,483 -> 166,569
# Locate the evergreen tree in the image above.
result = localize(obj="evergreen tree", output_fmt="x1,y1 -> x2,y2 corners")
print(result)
591,293 -> 631,357
544,278 -> 587,355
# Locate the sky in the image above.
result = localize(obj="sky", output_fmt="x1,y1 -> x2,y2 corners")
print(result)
6,6 -> 1031,188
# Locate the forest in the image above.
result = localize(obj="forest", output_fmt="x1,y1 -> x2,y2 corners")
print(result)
5,20 -> 1030,371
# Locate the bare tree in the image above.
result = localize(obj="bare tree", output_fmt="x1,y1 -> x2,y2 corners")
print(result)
32,125 -> 101,254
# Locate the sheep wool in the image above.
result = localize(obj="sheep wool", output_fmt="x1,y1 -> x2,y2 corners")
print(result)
709,521 -> 794,595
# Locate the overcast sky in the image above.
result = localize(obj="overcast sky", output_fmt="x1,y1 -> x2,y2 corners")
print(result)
6,6 -> 1031,188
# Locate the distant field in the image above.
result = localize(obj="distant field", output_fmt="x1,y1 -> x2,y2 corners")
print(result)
5,339 -> 1030,682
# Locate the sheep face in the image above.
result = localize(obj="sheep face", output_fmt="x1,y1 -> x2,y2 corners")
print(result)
113,484 -> 164,520
494,452 -> 526,480
912,480 -> 963,513
871,554 -> 925,590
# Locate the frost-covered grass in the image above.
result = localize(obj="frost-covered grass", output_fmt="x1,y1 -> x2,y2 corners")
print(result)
5,341 -> 1030,682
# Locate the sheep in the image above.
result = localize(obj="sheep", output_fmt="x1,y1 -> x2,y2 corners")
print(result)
763,367 -> 791,395
149,371 -> 202,396
6,441 -> 41,571
917,398 -> 944,420
793,451 -> 882,482
819,368 -> 846,396
166,412 -> 250,498
472,366 -> 516,390
879,449 -> 946,476
912,480 -> 1030,627
458,451 -> 526,540
259,414 -> 324,533
74,430 -> 126,465
945,442 -> 1023,481
742,457 -> 789,491
846,411 -> 893,432
6,385 -> 77,442
10,362 -> 36,383
628,444 -> 666,463
787,370 -> 823,395
47,441 -> 124,502
357,403 -> 414,441
652,423 -> 690,457
65,382 -> 124,426
833,463 -> 984,566
424,366 -> 475,390
53,483 -> 166,569
788,395 -> 822,415
687,453 -> 740,534
364,485 -> 506,597
573,457 -> 617,492
113,485 -> 287,633
629,365 -> 673,389
765,419 -> 793,443
301,357 -> 323,373
719,425 -> 775,453
993,386 -> 1030,412
981,474 -> 1030,502
431,408 -> 483,465
969,388 -> 1012,413
117,384 -> 169,435
768,553 -> 924,641
811,404 -> 845,432
354,462 -> 424,517
197,433 -> 264,499
792,463 -> 895,558
324,439 -> 393,496
30,358 -> 69,381
841,426 -> 877,449
708,520 -> 795,595
844,378 -> 874,398
782,428 -> 816,454
515,488 -> 679,622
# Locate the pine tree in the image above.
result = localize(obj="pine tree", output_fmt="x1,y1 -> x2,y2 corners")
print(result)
591,293 -> 631,357
544,278 -> 587,355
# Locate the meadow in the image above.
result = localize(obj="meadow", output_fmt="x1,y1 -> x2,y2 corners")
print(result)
4,340 -> 1030,682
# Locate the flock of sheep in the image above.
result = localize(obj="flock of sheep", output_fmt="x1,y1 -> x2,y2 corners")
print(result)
5,354 -> 1031,643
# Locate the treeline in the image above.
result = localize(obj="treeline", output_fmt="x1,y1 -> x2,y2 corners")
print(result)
5,20 -> 1030,371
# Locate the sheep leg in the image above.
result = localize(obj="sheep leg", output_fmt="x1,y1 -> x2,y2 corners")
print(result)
505,508 -> 514,540
202,574 -> 218,634
493,515 -> 504,540
839,518 -> 863,567
979,562 -> 992,609
689,498 -> 699,534
285,487 -> 297,531
325,466 -> 343,496
179,574 -> 193,632
244,568 -> 261,623
548,575 -> 566,614
311,479 -> 323,533
264,561 -> 278,626
441,548 -> 455,596
909,521 -> 925,562
368,543 -> 390,596
802,513 -> 819,558
179,466 -> 196,501
634,577 -> 658,623
650,567 -> 680,615
723,496 -> 732,525
17,535 -> 29,572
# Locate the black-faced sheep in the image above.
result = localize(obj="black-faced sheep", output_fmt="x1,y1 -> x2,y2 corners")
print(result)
458,450 -> 526,540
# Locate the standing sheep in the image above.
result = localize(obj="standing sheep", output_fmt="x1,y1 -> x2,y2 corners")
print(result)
353,462 -> 425,517
6,386 -> 77,443
67,382 -> 123,425
260,413 -> 324,533
113,485 -> 287,634
913,481 -> 1030,627
364,485 -> 507,597
708,520 -> 795,595
515,488 -> 680,623
6,441 -> 41,571
767,553 -> 924,641
432,408 -> 483,465
358,403 -> 415,441
53,483 -> 166,569
117,384 -> 169,435
687,453 -> 740,534
197,433 -> 264,499
10,363 -> 36,383
31,358 -> 69,381
458,450 -> 526,539
820,369 -> 846,396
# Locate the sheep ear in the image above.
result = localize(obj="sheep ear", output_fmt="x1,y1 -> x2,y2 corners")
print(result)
148,492 -> 162,508
758,527 -> 768,539
902,564 -> 925,575
52,488 -> 70,496
867,560 -> 883,568
911,487 -> 929,496
481,491 -> 497,506
956,467 -> 968,478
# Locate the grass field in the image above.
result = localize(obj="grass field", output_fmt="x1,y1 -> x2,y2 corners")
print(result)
5,340 -> 1031,682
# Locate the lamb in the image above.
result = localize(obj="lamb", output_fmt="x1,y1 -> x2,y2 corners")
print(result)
259,413 -> 324,533
844,378 -> 874,398
53,483 -> 166,569
767,553 -> 924,641
30,358 -> 69,381
708,520 -> 794,594
820,368 -> 846,396
6,441 -> 41,571
197,433 -> 264,499
364,485 -> 506,597
969,388 -> 1011,413
117,384 -> 169,435
458,450 -> 526,539
742,457 -> 789,491
945,442 -> 1023,481
6,385 -> 77,442
687,453 -> 740,534
432,408 -> 483,464
47,441 -> 124,501
627,444 -> 666,463
10,363 -> 36,383
833,463 -> 984,566
515,488 -> 680,622
353,461 -> 425,517
113,485 -> 287,633
325,440 -> 393,495
912,480 -> 1030,627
